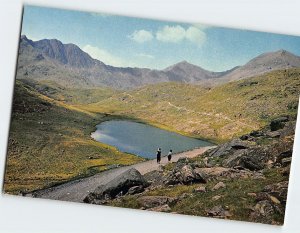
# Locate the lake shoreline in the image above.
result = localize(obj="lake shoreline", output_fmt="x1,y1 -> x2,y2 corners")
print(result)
25,146 -> 215,201
90,114 -> 219,146
90,118 -> 215,159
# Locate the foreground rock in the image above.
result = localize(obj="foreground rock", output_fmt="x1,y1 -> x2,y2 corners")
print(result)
84,168 -> 148,204
206,205 -> 232,219
163,158 -> 207,185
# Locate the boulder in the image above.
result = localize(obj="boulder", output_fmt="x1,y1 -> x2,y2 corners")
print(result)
249,130 -> 264,137
276,149 -> 292,163
206,205 -> 231,219
144,170 -> 164,187
194,186 -> 206,193
212,182 -> 226,191
180,165 -> 199,184
83,168 -> 148,203
240,135 -> 249,140
223,147 -> 268,171
208,139 -> 250,158
137,196 -> 176,208
266,131 -> 281,138
222,150 -> 247,168
270,117 -> 288,131
164,163 -> 206,185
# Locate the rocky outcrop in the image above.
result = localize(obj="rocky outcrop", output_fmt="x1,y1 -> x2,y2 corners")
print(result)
208,139 -> 251,158
270,117 -> 288,131
84,168 -> 148,204
163,159 -> 207,185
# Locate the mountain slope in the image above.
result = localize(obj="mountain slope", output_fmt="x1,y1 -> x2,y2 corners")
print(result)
219,50 -> 300,82
163,61 -> 222,83
80,68 -> 300,142
4,80 -> 144,193
17,36 -> 300,89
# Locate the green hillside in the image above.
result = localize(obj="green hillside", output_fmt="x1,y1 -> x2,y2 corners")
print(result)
19,78 -> 119,104
80,69 -> 300,142
5,68 -> 300,193
4,81 -> 143,194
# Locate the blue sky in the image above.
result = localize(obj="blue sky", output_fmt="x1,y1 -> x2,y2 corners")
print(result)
22,5 -> 300,71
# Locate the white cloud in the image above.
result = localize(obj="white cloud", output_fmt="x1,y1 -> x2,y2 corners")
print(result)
156,25 -> 186,43
156,25 -> 206,47
128,30 -> 153,43
186,26 -> 206,46
82,44 -> 134,67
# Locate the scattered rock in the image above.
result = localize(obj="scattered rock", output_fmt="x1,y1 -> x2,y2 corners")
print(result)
281,157 -> 292,167
137,196 -> 177,209
263,181 -> 288,205
240,135 -> 249,140
247,193 -> 257,198
212,195 -> 222,201
277,149 -> 292,162
194,186 -> 206,193
250,130 -> 264,137
148,204 -> 171,212
280,165 -> 290,176
83,168 -> 148,203
268,195 -> 281,205
266,131 -> 281,138
212,182 -> 226,191
206,205 -> 231,219
250,200 -> 275,224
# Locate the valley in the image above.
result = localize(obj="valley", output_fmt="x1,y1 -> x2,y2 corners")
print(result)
3,35 -> 300,225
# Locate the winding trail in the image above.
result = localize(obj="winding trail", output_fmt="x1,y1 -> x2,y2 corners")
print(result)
28,146 -> 215,203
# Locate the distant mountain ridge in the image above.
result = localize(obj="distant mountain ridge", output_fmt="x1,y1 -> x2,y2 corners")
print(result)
17,35 -> 300,89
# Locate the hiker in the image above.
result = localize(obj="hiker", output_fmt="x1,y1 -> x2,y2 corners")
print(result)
156,148 -> 161,164
167,149 -> 173,162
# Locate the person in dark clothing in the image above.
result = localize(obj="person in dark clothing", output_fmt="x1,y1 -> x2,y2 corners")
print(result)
167,149 -> 173,162
156,148 -> 161,164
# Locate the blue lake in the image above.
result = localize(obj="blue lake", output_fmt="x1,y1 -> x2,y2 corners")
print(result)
91,120 -> 213,159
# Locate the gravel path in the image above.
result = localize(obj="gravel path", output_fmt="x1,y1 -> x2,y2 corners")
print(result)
28,146 -> 215,203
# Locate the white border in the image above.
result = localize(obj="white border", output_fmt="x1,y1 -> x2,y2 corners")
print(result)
1,1 -> 300,232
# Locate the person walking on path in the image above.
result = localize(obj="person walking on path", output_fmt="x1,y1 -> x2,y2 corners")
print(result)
167,149 -> 173,162
156,148 -> 161,164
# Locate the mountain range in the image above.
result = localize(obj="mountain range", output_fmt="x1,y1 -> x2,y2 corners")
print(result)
17,35 -> 300,89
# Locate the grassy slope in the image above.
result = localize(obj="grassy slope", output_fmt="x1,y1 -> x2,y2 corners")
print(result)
19,78 -> 119,104
78,69 -> 300,143
110,168 -> 286,224
4,81 -> 143,194
5,68 -> 299,194
110,137 -> 293,224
